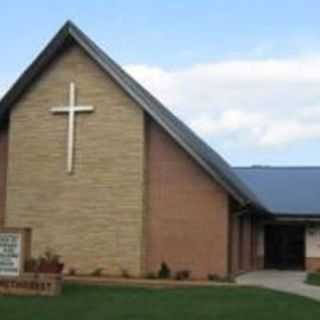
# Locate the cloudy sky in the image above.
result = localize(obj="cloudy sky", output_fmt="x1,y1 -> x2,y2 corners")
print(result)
2,1 -> 320,165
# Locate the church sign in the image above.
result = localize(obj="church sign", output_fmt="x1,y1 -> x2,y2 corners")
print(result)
0,233 -> 22,276
0,228 -> 31,277
0,228 -> 62,296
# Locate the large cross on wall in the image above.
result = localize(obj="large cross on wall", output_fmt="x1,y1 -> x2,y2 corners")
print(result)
51,82 -> 94,174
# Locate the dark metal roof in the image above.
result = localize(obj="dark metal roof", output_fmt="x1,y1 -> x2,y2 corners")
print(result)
0,21 -> 264,209
235,166 -> 320,216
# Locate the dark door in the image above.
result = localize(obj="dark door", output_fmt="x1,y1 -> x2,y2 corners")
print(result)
265,225 -> 305,270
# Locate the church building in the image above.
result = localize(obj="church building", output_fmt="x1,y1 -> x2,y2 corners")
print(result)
1,21 -> 320,279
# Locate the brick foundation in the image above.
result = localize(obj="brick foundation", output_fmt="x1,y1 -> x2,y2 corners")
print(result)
306,258 -> 320,272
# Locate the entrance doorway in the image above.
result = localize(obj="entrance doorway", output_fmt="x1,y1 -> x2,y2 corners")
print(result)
265,224 -> 305,270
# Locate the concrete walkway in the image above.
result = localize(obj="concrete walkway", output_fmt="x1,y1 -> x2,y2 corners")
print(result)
236,271 -> 320,301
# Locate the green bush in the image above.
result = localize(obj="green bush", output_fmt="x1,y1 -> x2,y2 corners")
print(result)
68,267 -> 77,276
91,268 -> 103,277
306,272 -> 320,286
158,262 -> 171,279
121,269 -> 130,278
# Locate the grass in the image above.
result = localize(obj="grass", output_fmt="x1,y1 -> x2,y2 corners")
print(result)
0,284 -> 320,320
306,272 -> 320,286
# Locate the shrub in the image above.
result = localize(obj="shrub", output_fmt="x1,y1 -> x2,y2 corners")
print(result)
121,269 -> 130,278
175,270 -> 191,281
38,249 -> 64,274
68,267 -> 77,276
25,250 -> 64,274
158,262 -> 171,279
41,249 -> 61,264
306,273 -> 320,286
208,273 -> 232,282
145,272 -> 157,280
91,268 -> 103,277
208,273 -> 219,281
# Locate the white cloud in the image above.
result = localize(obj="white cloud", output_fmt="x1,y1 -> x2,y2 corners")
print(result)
0,78 -> 10,99
190,110 -> 263,136
125,57 -> 320,148
0,85 -> 6,98
2,57 -> 320,150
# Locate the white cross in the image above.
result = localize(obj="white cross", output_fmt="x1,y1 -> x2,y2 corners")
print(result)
51,82 -> 94,174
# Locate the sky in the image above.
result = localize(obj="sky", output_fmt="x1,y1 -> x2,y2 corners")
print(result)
2,1 -> 320,166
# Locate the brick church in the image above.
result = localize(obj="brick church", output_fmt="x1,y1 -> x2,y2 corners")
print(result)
1,21 -> 320,279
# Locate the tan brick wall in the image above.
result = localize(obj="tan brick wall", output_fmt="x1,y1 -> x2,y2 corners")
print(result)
145,120 -> 230,279
6,43 -> 145,276
0,128 -> 8,227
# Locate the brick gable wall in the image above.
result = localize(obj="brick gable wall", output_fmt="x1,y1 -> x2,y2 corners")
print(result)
145,119 -> 230,279
229,212 -> 256,275
5,43 -> 145,276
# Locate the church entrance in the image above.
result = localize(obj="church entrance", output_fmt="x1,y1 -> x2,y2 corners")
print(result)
264,224 -> 305,270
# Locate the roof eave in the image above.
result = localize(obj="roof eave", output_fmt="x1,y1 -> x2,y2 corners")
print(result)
272,213 -> 320,219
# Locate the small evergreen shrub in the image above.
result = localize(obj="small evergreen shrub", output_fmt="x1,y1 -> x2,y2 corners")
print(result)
68,267 -> 77,276
91,268 -> 103,277
121,269 -> 130,278
158,262 -> 171,279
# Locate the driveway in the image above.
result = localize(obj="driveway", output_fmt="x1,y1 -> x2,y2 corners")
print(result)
236,271 -> 320,301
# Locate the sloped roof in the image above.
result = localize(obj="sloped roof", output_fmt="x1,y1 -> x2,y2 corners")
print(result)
0,21 -> 264,209
235,166 -> 320,216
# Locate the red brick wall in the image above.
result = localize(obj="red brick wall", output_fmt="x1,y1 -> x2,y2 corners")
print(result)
306,258 -> 320,272
242,216 -> 254,271
0,128 -> 8,227
145,119 -> 230,279
230,211 -> 240,274
230,213 -> 256,275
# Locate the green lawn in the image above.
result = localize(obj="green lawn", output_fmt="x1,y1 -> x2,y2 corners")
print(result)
0,284 -> 320,320
306,273 -> 320,286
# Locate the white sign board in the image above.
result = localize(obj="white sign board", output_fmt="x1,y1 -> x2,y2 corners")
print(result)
0,233 -> 22,277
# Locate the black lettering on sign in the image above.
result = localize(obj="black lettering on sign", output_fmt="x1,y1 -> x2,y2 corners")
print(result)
0,233 -> 21,276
